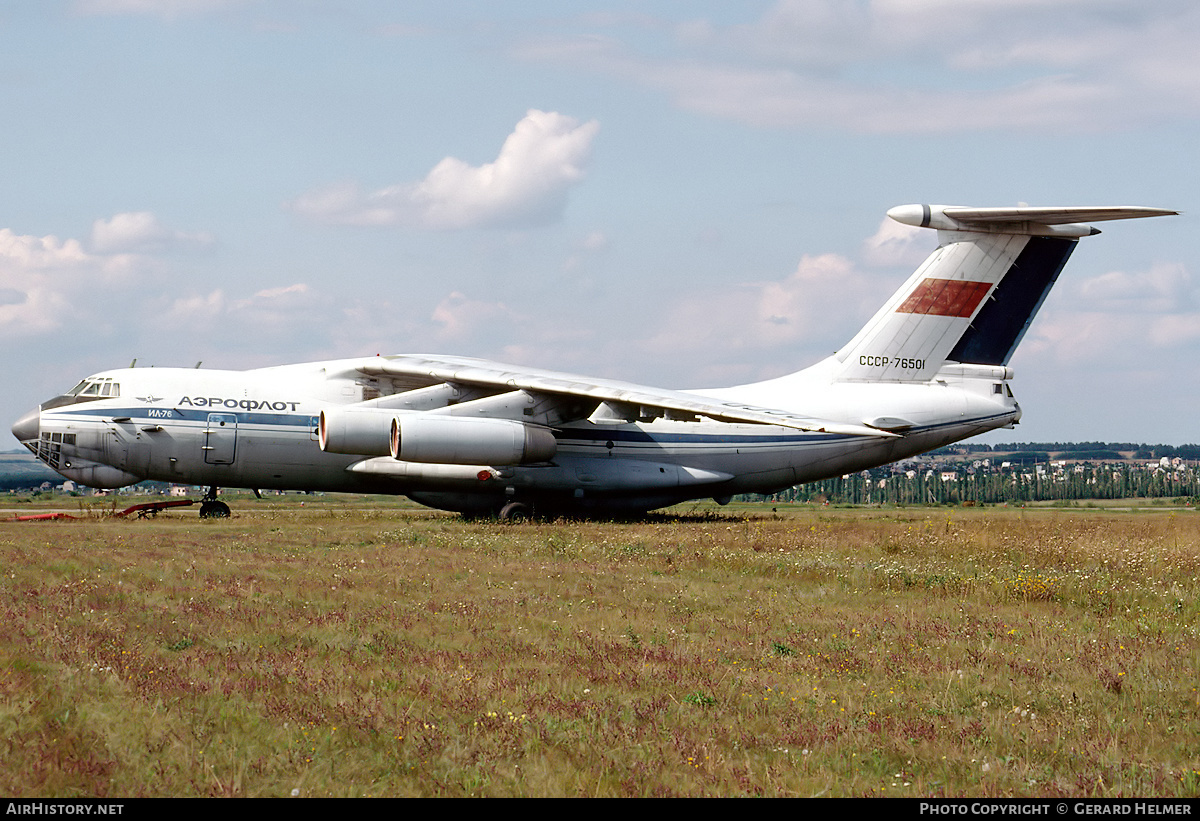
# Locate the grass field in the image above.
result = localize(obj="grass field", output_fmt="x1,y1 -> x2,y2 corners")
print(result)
1,497 -> 1198,797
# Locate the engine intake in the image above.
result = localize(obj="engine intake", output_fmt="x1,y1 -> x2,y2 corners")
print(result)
318,408 -> 395,456
391,415 -> 556,465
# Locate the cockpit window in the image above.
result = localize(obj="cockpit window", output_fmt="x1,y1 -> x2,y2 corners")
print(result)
42,377 -> 120,410
75,378 -> 119,398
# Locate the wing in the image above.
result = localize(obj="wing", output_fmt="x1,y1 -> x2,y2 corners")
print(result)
350,354 -> 892,438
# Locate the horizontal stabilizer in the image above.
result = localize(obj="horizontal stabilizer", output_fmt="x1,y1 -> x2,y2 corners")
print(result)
888,204 -> 1178,237
944,205 -> 1178,225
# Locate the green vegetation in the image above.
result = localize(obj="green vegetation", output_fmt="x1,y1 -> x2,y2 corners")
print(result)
775,464 -> 1200,506
1,502 -> 1198,797
0,451 -> 62,491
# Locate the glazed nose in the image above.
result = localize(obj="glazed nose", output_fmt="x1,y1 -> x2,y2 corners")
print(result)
11,407 -> 39,444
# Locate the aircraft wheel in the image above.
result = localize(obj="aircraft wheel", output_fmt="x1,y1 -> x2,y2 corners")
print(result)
498,502 -> 532,522
199,500 -> 231,519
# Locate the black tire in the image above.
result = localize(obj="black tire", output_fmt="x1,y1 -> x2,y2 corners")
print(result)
199,500 -> 231,519
498,502 -> 531,522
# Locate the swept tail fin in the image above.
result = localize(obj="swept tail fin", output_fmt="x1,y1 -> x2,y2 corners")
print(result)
832,204 -> 1177,382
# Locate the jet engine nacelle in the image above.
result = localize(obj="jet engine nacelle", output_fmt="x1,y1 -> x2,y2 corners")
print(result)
318,407 -> 395,456
391,415 -> 557,465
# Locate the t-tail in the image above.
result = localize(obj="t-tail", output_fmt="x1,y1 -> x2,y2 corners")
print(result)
832,205 -> 1178,383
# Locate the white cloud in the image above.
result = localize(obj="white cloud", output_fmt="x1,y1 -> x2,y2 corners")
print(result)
72,0 -> 247,17
289,110 -> 600,230
562,230 -> 610,274
1016,261 -> 1197,369
520,2 -> 1200,134
157,288 -> 228,325
861,217 -> 930,268
248,283 -> 309,302
0,213 -> 213,342
0,229 -> 91,270
90,211 -> 214,254
152,282 -> 314,330
1076,262 -> 1193,314
0,228 -> 115,337
430,291 -> 523,344
640,250 -> 892,382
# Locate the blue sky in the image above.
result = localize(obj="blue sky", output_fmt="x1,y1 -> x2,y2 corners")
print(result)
2,1 -> 1197,446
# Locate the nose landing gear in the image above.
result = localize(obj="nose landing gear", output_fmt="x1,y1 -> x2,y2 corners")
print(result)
199,486 -> 230,518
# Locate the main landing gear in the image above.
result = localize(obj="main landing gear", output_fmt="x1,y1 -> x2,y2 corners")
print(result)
498,501 -> 532,522
199,486 -> 230,519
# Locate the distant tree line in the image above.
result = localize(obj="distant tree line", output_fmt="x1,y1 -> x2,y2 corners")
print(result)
763,462 -> 1200,506
934,441 -> 1200,460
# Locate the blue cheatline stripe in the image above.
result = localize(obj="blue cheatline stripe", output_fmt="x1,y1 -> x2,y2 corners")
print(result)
47,407 -> 1018,446
949,236 -> 1076,366
50,406 -> 313,428
47,407 -> 842,442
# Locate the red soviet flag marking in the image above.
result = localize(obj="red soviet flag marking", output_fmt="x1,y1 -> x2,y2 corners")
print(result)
897,278 -> 991,317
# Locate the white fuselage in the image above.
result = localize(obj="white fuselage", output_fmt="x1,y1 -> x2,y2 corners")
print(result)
17,356 -> 1019,515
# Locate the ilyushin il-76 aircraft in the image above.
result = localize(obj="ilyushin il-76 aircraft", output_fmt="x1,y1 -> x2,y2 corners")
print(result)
11,204 -> 1177,519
